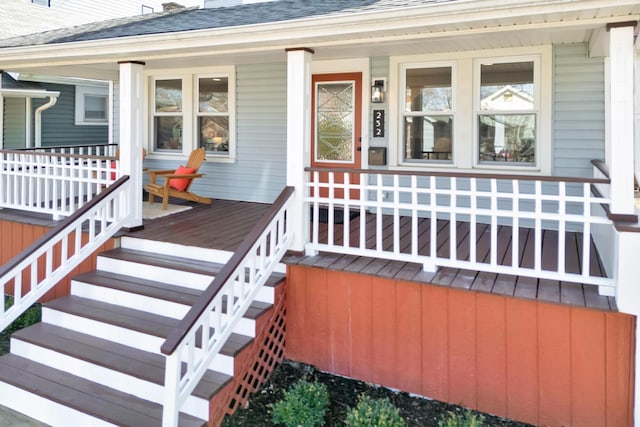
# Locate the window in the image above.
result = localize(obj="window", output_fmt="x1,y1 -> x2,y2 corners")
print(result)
75,85 -> 109,126
153,79 -> 183,151
401,65 -> 454,162
477,61 -> 536,165
149,67 -> 235,160
197,77 -> 229,153
392,47 -> 550,172
31,0 -> 50,6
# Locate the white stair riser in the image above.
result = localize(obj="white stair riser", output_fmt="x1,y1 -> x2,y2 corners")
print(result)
96,257 -> 213,290
71,281 -> 189,320
121,237 -> 233,265
0,381 -> 116,427
69,282 -> 257,337
41,308 -> 237,376
120,237 -> 287,274
10,339 -> 208,420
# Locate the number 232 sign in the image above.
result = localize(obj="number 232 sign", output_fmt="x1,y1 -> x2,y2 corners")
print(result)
373,110 -> 385,138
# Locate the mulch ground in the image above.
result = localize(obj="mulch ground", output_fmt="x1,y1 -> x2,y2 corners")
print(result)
221,360 -> 534,427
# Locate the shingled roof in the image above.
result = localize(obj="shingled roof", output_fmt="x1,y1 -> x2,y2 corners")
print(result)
0,0 -> 455,48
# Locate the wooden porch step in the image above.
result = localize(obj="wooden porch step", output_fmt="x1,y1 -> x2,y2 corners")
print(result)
72,270 -> 274,319
43,296 -> 254,357
0,354 -> 205,427
11,323 -> 232,401
100,247 -> 226,277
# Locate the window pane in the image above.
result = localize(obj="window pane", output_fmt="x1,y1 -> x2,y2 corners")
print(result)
154,116 -> 182,151
316,82 -> 354,162
199,116 -> 229,152
479,114 -> 535,163
84,95 -> 107,120
404,116 -> 453,161
199,77 -> 228,113
480,62 -> 534,110
405,67 -> 452,112
155,79 -> 182,112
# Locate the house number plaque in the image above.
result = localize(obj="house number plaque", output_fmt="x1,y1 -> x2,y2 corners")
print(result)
373,109 -> 385,137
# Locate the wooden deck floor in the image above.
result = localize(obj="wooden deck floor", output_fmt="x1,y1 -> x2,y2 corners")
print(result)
0,199 -> 616,311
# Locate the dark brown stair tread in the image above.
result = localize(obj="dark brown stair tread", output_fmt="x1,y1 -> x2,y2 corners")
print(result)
12,323 -> 231,400
100,247 -> 225,276
44,296 -> 253,357
0,355 -> 205,427
100,247 -> 285,287
73,270 -> 201,305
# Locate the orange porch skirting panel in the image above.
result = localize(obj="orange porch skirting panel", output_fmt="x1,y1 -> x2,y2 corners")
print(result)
0,220 -> 115,302
285,265 -> 635,427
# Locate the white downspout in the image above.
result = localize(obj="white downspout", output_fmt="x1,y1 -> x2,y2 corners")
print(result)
34,95 -> 58,148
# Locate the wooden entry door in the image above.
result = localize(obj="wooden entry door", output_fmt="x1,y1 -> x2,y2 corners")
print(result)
311,73 -> 362,200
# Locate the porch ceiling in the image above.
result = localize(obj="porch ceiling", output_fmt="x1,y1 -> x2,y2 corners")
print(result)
0,1 -> 636,79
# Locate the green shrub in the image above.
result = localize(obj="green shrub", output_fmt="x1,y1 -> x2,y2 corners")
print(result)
270,379 -> 329,427
437,409 -> 486,427
345,394 -> 405,427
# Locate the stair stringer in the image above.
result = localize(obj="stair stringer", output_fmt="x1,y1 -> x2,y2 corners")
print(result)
209,280 -> 287,427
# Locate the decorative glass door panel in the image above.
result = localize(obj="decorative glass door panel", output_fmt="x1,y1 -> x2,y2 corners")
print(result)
315,82 -> 355,163
311,73 -> 362,202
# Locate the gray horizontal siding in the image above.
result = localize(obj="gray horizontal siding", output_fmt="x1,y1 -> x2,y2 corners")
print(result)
553,43 -> 605,178
3,97 -> 26,149
31,82 -> 108,147
145,62 -> 288,204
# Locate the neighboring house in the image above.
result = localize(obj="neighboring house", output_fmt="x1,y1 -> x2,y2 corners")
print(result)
0,0 -> 194,149
0,1 -> 639,426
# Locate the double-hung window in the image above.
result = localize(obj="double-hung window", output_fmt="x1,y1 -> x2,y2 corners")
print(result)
153,79 -> 183,151
197,77 -> 229,154
150,68 -> 235,160
401,64 -> 454,163
393,47 -> 549,172
477,59 -> 537,165
75,85 -> 109,126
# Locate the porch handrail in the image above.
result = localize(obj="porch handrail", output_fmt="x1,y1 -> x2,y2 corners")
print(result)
0,176 -> 130,332
0,149 -> 119,219
16,143 -> 118,157
305,166 -> 611,184
305,167 -> 615,293
160,186 -> 295,427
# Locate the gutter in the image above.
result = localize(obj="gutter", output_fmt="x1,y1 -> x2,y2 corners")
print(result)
34,93 -> 59,148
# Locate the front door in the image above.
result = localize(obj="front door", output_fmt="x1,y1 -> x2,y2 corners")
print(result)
310,72 -> 362,200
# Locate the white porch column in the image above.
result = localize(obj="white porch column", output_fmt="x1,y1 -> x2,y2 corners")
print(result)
0,72 -> 4,149
286,48 -> 313,252
607,24 -> 636,216
118,61 -> 145,229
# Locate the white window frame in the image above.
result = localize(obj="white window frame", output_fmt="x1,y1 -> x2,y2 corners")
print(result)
75,85 -> 108,126
146,66 -> 236,162
389,46 -> 552,175
399,61 -> 456,165
151,76 -> 185,153
473,55 -> 541,170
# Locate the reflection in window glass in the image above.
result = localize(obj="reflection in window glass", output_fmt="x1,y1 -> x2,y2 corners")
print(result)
403,66 -> 453,162
404,116 -> 453,161
199,116 -> 229,152
405,67 -> 452,112
84,95 -> 107,121
155,79 -> 182,112
154,116 -> 183,151
478,61 -> 535,164
199,78 -> 228,113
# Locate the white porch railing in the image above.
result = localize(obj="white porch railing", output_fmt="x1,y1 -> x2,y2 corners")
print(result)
306,168 -> 615,294
0,176 -> 130,332
18,143 -> 118,157
0,149 -> 119,219
160,186 -> 294,427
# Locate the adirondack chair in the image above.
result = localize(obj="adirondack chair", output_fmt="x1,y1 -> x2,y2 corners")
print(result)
145,147 -> 212,210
